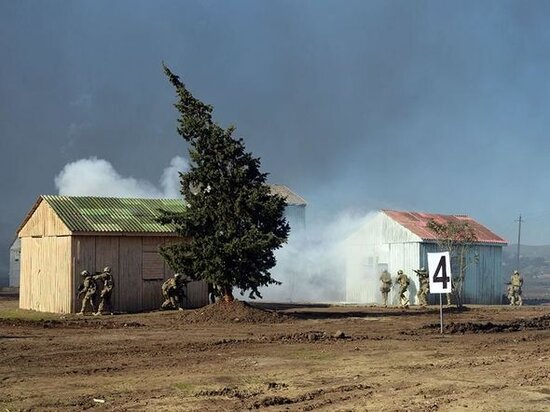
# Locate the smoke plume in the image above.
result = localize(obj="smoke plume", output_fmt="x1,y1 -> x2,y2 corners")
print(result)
259,211 -> 376,303
54,156 -> 377,303
54,156 -> 189,198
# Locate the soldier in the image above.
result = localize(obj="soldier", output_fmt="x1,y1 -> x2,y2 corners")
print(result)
77,270 -> 97,315
93,266 -> 115,315
208,283 -> 219,304
505,282 -> 515,305
414,267 -> 429,306
161,273 -> 187,310
379,270 -> 392,307
395,270 -> 410,308
510,270 -> 523,306
446,291 -> 453,307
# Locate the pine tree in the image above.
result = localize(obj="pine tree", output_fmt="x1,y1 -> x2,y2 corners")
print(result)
158,65 -> 290,302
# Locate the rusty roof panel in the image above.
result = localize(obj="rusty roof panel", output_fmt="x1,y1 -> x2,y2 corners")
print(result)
382,209 -> 507,245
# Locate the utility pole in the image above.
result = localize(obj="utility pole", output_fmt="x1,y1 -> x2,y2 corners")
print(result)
515,214 -> 522,271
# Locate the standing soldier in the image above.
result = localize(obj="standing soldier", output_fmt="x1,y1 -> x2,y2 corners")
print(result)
161,273 -> 187,310
510,270 -> 523,306
505,282 -> 515,305
395,270 -> 410,308
94,266 -> 115,315
379,270 -> 393,307
77,270 -> 97,315
414,267 -> 430,306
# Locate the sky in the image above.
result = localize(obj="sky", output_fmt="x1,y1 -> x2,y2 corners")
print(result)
2,0 -> 550,281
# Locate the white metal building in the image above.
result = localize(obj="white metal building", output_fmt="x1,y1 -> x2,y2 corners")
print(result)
9,238 -> 21,287
269,184 -> 307,234
345,210 -> 507,305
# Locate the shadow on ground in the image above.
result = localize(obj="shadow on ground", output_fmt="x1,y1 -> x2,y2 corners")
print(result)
251,302 -> 471,320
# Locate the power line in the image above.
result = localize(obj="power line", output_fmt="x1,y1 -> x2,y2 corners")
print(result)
515,214 -> 522,271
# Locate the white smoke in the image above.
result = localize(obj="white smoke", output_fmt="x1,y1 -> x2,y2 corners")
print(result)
55,157 -> 377,304
259,211 -> 376,303
160,156 -> 187,198
54,156 -> 189,198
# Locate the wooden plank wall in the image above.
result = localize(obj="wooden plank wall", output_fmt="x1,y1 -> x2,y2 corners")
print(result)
19,201 -> 71,238
72,237 -> 96,313
119,237 -> 143,312
19,236 -> 72,313
142,237 -> 166,311
144,237 -> 209,310
186,280 -> 209,308
19,201 -> 209,313
20,232 -> 209,314
95,237 -> 120,311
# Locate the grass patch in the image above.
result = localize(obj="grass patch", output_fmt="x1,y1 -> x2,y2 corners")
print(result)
172,382 -> 197,394
0,307 -> 61,322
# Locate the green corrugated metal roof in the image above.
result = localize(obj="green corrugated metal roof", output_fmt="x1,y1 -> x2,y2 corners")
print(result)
42,195 -> 185,234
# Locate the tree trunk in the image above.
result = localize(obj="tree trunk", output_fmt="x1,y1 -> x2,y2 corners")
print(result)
221,286 -> 234,302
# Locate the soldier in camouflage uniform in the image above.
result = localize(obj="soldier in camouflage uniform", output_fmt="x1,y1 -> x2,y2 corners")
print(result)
208,283 -> 219,304
161,273 -> 187,310
379,270 -> 393,307
505,282 -> 514,305
77,270 -> 97,315
414,267 -> 429,306
510,270 -> 523,306
395,270 -> 410,308
94,266 -> 115,315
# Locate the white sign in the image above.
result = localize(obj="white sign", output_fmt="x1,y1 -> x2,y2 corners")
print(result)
427,252 -> 452,294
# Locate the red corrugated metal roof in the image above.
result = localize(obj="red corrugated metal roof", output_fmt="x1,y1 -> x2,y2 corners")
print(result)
382,210 -> 507,245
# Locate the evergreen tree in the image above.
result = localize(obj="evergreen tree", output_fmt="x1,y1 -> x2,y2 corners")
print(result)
158,65 -> 290,302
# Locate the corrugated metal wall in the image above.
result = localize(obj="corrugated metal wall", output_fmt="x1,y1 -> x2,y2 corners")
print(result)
387,243 -> 421,305
345,212 -> 421,304
345,212 -> 505,305
9,239 -> 21,287
285,205 -> 306,234
420,243 -> 504,305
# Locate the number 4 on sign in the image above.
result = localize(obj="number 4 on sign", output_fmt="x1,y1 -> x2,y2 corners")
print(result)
427,252 -> 452,294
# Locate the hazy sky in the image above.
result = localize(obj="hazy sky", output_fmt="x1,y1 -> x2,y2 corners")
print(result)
2,0 -> 550,278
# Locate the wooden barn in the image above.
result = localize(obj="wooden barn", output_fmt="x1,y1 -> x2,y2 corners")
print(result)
346,210 -> 508,305
17,196 -> 209,314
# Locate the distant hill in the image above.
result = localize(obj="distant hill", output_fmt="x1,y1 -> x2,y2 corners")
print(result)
503,245 -> 550,301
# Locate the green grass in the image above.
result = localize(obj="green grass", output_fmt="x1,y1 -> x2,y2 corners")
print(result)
0,307 -> 61,322
172,382 -> 197,394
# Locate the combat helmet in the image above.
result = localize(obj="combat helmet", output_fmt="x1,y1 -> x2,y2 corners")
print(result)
397,270 -> 403,275
513,270 -> 519,275
81,270 -> 90,276
103,266 -> 111,273
174,273 -> 182,279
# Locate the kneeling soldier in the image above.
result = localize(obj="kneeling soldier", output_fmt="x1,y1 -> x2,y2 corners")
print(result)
161,273 -> 187,310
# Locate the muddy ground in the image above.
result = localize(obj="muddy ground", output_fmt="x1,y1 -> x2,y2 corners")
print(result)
0,296 -> 549,412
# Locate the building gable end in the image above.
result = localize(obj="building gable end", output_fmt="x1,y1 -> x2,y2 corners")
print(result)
18,198 -> 71,237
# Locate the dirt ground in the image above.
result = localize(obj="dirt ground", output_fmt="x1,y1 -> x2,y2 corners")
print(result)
0,296 -> 549,412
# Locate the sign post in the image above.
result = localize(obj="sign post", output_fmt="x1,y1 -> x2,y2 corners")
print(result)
427,252 -> 452,334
